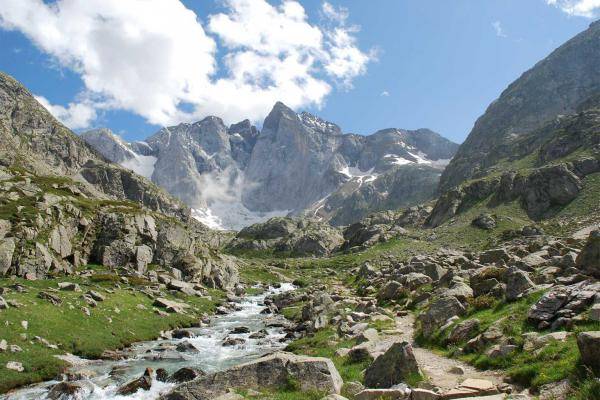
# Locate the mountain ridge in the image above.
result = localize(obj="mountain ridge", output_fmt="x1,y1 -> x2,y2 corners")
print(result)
82,101 -> 459,230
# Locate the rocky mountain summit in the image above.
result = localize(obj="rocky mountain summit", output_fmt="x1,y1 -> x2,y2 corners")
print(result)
83,102 -> 458,230
440,19 -> 600,192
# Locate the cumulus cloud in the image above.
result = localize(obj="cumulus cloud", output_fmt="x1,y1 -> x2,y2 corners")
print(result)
492,21 -> 507,38
380,90 -> 390,97
34,95 -> 97,129
546,0 -> 600,17
0,0 -> 372,129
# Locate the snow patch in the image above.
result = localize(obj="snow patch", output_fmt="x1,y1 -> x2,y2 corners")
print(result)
384,154 -> 413,166
338,165 -> 378,186
192,204 -> 290,231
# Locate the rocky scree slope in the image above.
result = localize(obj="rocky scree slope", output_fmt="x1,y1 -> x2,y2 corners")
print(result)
440,19 -> 600,192
82,102 -> 458,229
0,72 -> 238,288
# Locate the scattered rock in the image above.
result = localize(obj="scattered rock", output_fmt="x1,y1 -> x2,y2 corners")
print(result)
472,214 -> 496,230
163,352 -> 343,399
6,361 -> 24,372
37,291 -> 62,306
168,367 -> 205,383
577,331 -> 600,371
58,282 -> 81,292
116,368 -> 153,395
47,382 -> 84,400
364,341 -> 419,388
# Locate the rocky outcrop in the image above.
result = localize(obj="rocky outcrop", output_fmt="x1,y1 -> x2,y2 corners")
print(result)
162,352 -> 343,400
227,217 -> 344,256
0,165 -> 239,288
0,72 -> 188,220
427,161 -> 598,227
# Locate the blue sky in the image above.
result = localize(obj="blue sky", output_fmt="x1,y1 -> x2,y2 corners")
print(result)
0,0 -> 597,144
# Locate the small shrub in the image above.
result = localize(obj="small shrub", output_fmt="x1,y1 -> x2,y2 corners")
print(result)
469,295 -> 497,310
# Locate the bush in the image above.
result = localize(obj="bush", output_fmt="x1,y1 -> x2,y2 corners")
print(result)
469,295 -> 497,310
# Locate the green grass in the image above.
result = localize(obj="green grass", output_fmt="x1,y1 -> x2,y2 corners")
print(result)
285,326 -> 371,384
0,275 -> 221,393
415,289 -> 600,390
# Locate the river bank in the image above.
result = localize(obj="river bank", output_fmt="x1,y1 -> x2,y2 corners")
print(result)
1,280 -> 294,399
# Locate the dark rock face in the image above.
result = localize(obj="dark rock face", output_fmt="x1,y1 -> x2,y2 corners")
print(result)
363,341 -> 419,388
440,20 -> 600,191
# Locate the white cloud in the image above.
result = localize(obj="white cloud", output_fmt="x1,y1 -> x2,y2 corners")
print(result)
492,21 -> 507,38
34,95 -> 97,129
0,0 -> 372,128
322,1 -> 349,24
546,0 -> 600,17
380,90 -> 390,97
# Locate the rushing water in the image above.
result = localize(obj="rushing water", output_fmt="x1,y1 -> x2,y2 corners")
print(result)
3,283 -> 295,400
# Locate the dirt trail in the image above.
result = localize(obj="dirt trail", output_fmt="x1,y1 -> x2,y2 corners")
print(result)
393,314 -> 504,391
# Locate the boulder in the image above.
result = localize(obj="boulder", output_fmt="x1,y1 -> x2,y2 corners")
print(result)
401,273 -> 432,290
363,341 -> 419,388
577,331 -> 600,371
5,361 -> 24,372
37,291 -> 62,306
505,267 -> 535,301
447,318 -> 480,344
162,352 -> 343,400
58,282 -> 81,292
48,382 -> 84,400
576,230 -> 600,278
527,286 -> 570,322
134,245 -> 153,273
168,367 -> 205,383
418,296 -> 465,338
0,237 -> 15,276
377,281 -> 405,302
472,214 -> 496,230
479,248 -> 509,264
117,369 -> 153,395
153,298 -> 189,313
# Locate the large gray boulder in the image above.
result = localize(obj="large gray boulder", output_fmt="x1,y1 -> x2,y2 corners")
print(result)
418,296 -> 466,338
363,341 -> 419,388
577,331 -> 600,372
162,352 -> 343,400
505,267 -> 536,301
0,237 -> 15,276
576,230 -> 600,278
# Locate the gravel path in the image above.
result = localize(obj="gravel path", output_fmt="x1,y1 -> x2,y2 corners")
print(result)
393,314 -> 504,391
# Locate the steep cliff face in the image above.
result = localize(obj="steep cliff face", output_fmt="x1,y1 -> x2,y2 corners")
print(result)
242,102 -> 346,212
440,20 -> 600,192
